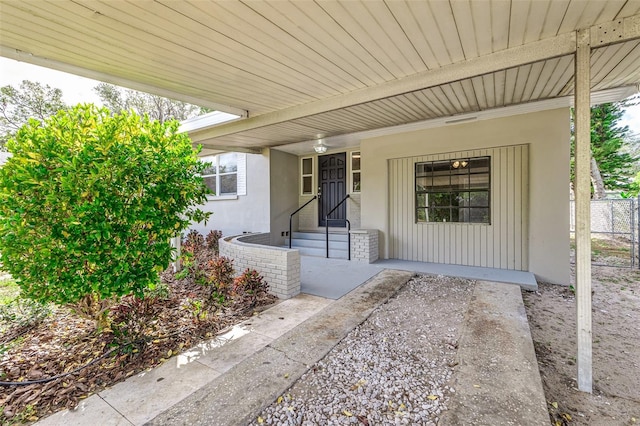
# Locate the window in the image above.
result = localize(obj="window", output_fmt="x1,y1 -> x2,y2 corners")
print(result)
201,153 -> 245,197
415,156 -> 490,223
301,157 -> 314,195
351,151 -> 361,193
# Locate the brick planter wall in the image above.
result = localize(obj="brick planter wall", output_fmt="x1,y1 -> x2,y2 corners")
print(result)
350,229 -> 379,263
219,234 -> 300,299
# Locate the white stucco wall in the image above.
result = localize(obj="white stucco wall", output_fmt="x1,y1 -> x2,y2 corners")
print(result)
269,150 -> 300,246
191,150 -> 271,237
360,108 -> 570,285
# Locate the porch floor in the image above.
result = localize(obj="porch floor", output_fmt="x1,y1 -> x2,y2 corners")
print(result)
374,259 -> 538,291
300,256 -> 537,299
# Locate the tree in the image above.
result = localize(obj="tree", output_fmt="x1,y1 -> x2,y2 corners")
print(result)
0,105 -> 210,328
94,83 -> 208,123
570,101 -> 637,199
0,80 -> 67,149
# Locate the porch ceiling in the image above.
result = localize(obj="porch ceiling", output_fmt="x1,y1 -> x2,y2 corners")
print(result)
1,1 -> 639,150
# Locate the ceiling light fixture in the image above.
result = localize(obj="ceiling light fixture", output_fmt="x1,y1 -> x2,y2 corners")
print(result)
313,140 -> 327,154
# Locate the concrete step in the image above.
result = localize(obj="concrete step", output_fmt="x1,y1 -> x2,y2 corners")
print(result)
293,246 -> 349,259
291,232 -> 348,242
287,238 -> 348,250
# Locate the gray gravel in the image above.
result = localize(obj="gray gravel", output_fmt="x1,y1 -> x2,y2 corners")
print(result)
249,275 -> 475,426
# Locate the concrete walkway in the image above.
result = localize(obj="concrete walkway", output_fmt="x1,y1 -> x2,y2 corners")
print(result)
35,294 -> 334,426
35,268 -> 548,426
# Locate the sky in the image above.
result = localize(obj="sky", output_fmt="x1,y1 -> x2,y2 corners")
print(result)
0,56 -> 639,134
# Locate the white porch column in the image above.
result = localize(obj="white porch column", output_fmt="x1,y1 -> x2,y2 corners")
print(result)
574,29 -> 592,393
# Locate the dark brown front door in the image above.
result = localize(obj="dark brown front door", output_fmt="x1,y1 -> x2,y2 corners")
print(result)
318,153 -> 347,227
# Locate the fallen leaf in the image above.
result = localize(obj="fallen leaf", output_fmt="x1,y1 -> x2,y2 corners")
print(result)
356,414 -> 369,425
472,384 -> 481,388
562,413 -> 572,421
343,409 -> 353,417
277,396 -> 283,404
284,373 -> 289,379
427,395 -> 438,400
551,401 -> 559,409
257,417 -> 264,424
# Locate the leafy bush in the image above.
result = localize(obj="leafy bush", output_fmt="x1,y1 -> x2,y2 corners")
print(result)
109,291 -> 167,345
233,268 -> 269,307
205,230 -> 223,254
183,229 -> 206,253
205,256 -> 234,299
0,105 -> 210,328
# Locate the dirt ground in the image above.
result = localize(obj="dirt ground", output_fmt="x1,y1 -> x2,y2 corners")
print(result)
523,265 -> 640,425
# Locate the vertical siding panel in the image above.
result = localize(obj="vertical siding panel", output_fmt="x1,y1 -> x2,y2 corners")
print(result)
397,158 -> 403,259
398,158 -> 404,260
404,158 -> 413,261
387,160 -> 398,259
507,147 -> 516,269
404,158 -> 410,261
522,145 -> 530,270
492,148 -> 501,268
500,147 -> 509,269
392,158 -> 397,259
389,160 -> 395,258
514,145 -> 523,270
398,159 -> 408,259
407,158 -> 413,261
456,224 -> 463,265
393,160 -> 403,259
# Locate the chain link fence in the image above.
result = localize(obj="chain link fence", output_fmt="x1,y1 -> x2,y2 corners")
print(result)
570,197 -> 639,268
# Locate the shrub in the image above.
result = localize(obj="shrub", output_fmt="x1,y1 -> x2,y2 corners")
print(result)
205,230 -> 223,254
183,229 -> 206,254
205,256 -> 234,300
109,291 -> 166,345
233,268 -> 269,307
0,105 -> 210,328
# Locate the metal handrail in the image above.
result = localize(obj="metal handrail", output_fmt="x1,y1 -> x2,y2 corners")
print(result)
326,218 -> 351,260
325,194 -> 350,259
288,196 -> 317,248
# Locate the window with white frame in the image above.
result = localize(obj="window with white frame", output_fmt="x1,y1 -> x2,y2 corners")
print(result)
201,153 -> 246,197
415,156 -> 490,223
301,157 -> 314,195
351,151 -> 361,193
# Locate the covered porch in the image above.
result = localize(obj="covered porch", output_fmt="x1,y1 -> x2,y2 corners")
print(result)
3,0 -> 640,393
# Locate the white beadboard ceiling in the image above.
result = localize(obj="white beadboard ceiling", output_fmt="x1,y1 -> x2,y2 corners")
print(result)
1,0 -> 639,152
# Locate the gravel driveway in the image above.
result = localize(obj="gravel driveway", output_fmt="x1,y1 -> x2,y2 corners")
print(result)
250,275 -> 475,426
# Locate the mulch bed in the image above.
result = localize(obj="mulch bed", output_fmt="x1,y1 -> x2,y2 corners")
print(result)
0,269 -> 277,424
